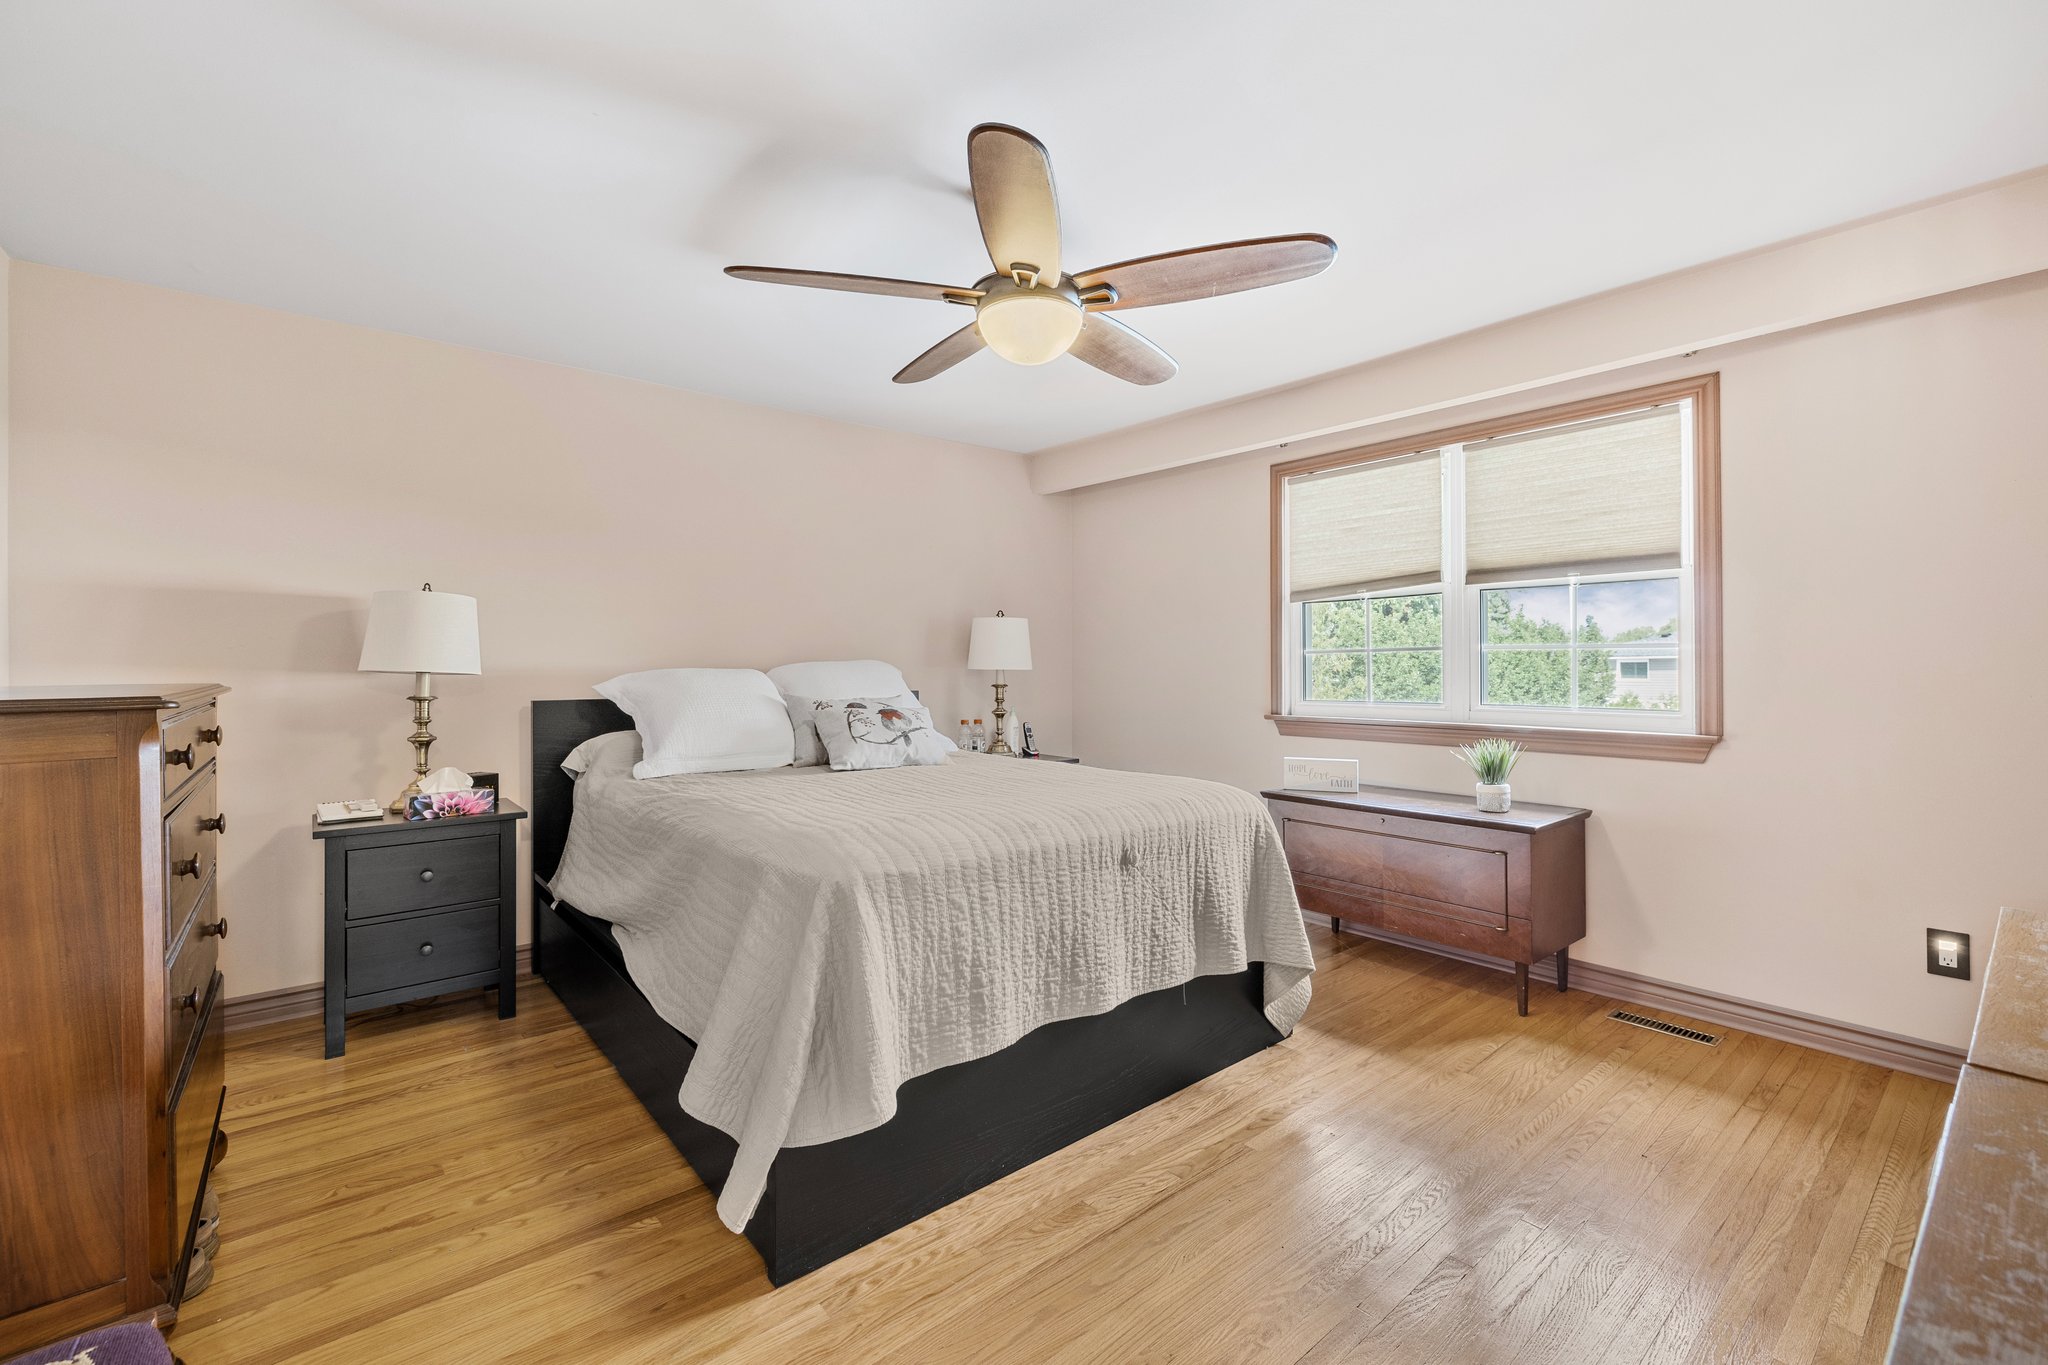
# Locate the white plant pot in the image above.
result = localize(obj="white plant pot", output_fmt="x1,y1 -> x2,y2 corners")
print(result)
1475,782 -> 1512,813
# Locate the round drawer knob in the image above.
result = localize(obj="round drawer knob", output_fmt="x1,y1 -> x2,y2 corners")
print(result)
173,856 -> 203,879
200,813 -> 227,834
202,917 -> 228,940
419,942 -> 434,957
198,726 -> 223,745
418,869 -> 435,883
167,744 -> 196,768
176,990 -> 200,1013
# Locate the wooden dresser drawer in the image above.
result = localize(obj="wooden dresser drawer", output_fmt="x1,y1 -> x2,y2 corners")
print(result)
345,835 -> 496,918
165,771 -> 221,939
346,903 -> 500,998
161,705 -> 222,798
1379,895 -> 1532,961
1295,875 -> 1379,931
1282,818 -> 1508,916
167,884 -> 221,1069
166,972 -> 225,1291
1377,837 -> 1507,917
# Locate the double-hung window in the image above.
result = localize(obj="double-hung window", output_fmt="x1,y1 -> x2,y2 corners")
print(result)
1272,376 -> 1720,760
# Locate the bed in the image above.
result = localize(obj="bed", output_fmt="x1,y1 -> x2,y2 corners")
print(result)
530,697 -> 1312,1284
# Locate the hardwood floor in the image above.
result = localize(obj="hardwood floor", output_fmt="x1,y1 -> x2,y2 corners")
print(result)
173,927 -> 1948,1364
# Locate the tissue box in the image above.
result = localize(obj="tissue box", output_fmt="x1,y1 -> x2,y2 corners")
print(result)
404,788 -> 497,821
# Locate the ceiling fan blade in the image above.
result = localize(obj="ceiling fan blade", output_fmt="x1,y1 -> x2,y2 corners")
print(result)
1067,313 -> 1176,386
967,123 -> 1061,283
1072,234 -> 1336,311
893,324 -> 987,383
725,266 -> 980,303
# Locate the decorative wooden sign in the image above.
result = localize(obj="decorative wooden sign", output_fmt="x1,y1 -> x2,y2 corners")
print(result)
1282,756 -> 1361,792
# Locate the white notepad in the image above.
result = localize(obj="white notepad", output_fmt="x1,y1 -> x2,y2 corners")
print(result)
315,799 -> 384,824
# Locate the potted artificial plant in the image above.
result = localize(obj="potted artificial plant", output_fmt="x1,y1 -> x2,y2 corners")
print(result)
1453,738 -> 1523,813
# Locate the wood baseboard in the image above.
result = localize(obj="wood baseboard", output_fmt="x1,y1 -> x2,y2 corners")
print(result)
1322,917 -> 1965,1084
224,945 -> 536,1033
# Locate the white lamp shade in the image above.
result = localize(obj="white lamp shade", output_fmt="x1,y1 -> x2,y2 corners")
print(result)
967,614 -> 1032,672
358,588 -> 482,675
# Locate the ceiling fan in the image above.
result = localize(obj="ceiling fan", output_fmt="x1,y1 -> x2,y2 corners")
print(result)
724,123 -> 1337,386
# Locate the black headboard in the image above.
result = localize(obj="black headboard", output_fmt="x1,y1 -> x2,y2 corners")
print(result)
531,698 -> 634,885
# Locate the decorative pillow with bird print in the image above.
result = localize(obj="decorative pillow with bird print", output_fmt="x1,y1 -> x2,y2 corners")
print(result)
784,691 -> 939,766
809,698 -> 952,771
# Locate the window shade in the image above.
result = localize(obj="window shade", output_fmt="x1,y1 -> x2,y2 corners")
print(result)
1464,405 -> 1683,584
1287,452 -> 1442,602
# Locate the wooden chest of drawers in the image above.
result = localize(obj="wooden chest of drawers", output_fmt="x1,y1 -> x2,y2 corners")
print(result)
1263,785 -> 1589,1015
0,685 -> 229,1356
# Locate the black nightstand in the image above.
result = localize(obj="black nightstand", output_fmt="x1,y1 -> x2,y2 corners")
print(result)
313,800 -> 526,1058
997,752 -> 1080,764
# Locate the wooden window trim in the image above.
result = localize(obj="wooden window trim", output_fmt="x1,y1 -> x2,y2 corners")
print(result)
1269,374 -> 1723,763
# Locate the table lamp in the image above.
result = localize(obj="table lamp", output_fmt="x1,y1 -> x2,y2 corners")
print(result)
359,583 -> 481,812
967,610 -> 1032,755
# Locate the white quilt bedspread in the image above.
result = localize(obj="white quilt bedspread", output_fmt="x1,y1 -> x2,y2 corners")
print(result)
549,751 -> 1313,1232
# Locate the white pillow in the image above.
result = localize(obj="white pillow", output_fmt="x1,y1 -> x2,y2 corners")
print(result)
767,659 -> 911,701
594,668 -> 795,778
784,691 -> 943,766
561,729 -> 641,778
809,698 -> 951,771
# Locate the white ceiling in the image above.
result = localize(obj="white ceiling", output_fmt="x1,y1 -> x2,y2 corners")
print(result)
3,1 -> 2046,454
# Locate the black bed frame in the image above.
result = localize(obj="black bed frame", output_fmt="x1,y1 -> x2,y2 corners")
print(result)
530,698 -> 1282,1285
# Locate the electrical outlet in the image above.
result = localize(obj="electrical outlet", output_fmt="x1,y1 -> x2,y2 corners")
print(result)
1926,928 -> 1971,980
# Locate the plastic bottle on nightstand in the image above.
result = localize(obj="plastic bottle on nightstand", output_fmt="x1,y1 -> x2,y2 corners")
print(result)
958,719 -> 973,750
971,719 -> 988,752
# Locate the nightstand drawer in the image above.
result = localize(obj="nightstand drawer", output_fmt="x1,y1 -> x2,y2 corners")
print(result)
346,903 -> 500,998
345,834 -> 496,918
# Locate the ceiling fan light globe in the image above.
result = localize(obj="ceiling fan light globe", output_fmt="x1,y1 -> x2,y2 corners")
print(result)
974,290 -> 1083,366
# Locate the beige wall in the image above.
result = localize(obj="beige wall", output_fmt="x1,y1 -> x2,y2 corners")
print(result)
11,253 -> 2043,1048
1034,168 -> 2048,493
7,264 -> 1073,998
1070,273 -> 2048,1049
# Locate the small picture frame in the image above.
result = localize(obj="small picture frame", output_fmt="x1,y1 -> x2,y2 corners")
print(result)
1283,756 -> 1361,793
404,788 -> 497,821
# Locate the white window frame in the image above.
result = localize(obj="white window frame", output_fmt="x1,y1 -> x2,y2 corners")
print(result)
1280,395 -> 1701,739
1298,589 -> 1449,708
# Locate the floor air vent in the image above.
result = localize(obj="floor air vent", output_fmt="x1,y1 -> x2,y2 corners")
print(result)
1608,1010 -> 1721,1046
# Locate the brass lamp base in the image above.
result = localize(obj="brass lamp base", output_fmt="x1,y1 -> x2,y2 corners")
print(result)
988,679 -> 1014,755
387,671 -> 438,813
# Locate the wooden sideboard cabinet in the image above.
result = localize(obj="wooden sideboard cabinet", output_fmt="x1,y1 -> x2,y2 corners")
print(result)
0,685 -> 229,1356
1263,785 -> 1589,1015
